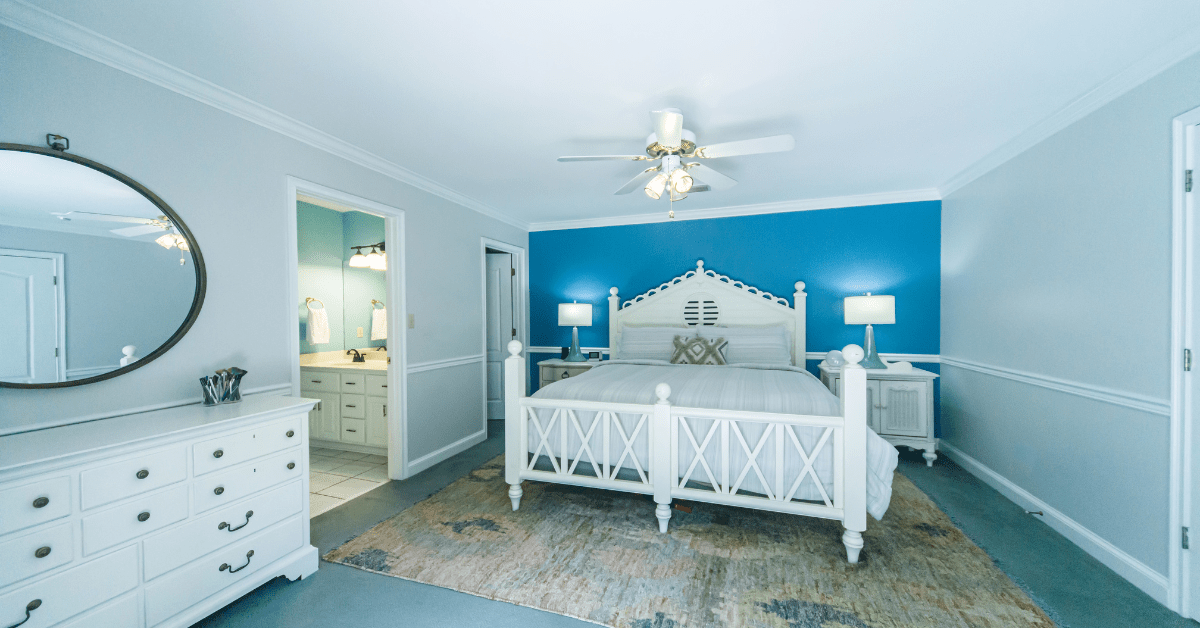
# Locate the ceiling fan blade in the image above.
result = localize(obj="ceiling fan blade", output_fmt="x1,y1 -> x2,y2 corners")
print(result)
688,184 -> 711,193
111,224 -> 166,237
693,134 -> 795,159
685,163 -> 737,191
650,109 -> 683,149
557,155 -> 649,162
52,211 -> 158,224
614,167 -> 661,195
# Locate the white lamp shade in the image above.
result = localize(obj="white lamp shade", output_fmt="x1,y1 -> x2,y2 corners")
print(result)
558,302 -> 592,327
844,294 -> 895,325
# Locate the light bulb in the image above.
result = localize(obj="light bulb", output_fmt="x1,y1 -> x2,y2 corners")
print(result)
670,168 -> 692,194
644,172 -> 668,200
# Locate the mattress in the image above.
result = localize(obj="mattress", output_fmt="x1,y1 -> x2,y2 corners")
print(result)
529,360 -> 899,520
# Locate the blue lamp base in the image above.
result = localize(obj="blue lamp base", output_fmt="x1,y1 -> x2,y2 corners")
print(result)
860,324 -> 888,369
564,326 -> 588,362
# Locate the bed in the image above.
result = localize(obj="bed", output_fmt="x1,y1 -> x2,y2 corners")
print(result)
503,260 -> 897,562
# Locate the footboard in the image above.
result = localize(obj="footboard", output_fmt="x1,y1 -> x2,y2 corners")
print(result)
502,341 -> 869,562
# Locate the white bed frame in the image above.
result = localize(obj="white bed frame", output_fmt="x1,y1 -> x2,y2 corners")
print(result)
504,260 -> 871,562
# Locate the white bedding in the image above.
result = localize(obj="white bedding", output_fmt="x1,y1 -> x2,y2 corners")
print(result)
530,360 -> 899,520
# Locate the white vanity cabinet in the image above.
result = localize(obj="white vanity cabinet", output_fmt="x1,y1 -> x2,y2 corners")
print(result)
301,367 -> 388,453
0,396 -> 318,628
819,364 -> 939,467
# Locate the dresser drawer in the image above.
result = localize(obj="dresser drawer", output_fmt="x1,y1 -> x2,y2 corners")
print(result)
0,476 -> 70,536
365,374 -> 388,396
340,372 -> 366,393
82,485 -> 189,555
341,394 -> 366,418
144,480 -> 304,580
0,523 -> 73,589
341,418 -> 366,444
300,371 -> 339,393
193,449 -> 304,514
80,446 -> 186,510
57,593 -> 139,628
193,417 -> 303,476
0,545 -> 137,628
144,516 -> 304,627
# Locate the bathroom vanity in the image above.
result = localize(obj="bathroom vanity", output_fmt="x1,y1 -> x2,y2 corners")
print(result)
300,361 -> 389,454
0,396 -> 317,628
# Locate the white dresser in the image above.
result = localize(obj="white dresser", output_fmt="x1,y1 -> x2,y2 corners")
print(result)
300,367 -> 388,453
0,396 -> 318,628
819,363 -> 940,466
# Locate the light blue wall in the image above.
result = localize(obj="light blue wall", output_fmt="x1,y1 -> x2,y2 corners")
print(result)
296,201 -> 386,354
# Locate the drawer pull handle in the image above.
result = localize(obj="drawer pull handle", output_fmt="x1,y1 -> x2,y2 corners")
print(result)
218,510 -> 254,532
286,430 -> 295,438
213,449 -> 224,459
137,511 -> 151,522
220,550 -> 254,573
311,380 -> 321,383
346,428 -> 357,433
382,384 -> 387,388
6,599 -> 40,628
34,546 -> 51,559
345,404 -> 356,408
346,382 -> 357,385
136,469 -> 149,480
31,497 -> 49,509
287,462 -> 296,470
561,371 -> 569,379
214,486 -> 225,496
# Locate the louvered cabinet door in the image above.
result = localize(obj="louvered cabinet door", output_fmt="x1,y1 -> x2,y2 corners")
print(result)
877,380 -> 929,438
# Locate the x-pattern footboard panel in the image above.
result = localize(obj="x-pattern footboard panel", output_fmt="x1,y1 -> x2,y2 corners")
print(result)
521,400 -> 653,490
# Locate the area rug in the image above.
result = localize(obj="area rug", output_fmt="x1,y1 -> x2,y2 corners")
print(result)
324,456 -> 1053,628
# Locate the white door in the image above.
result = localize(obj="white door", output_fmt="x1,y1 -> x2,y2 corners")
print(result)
0,252 -> 61,383
485,253 -> 514,420
1187,121 -> 1200,617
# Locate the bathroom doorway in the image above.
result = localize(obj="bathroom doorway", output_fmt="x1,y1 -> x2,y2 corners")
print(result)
481,238 -> 527,432
285,178 -> 407,518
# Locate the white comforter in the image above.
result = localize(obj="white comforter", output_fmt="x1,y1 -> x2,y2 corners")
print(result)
530,360 -> 899,520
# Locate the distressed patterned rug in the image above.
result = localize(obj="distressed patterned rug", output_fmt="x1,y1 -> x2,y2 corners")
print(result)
324,456 -> 1052,628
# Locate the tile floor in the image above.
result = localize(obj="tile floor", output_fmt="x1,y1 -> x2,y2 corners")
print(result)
308,447 -> 390,517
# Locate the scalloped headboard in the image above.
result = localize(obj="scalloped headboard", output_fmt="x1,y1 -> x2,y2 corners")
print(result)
608,260 -> 807,365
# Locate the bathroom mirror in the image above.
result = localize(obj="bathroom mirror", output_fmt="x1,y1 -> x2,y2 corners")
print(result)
0,143 -> 206,388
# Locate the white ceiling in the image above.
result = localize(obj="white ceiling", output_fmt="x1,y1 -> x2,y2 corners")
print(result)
17,1 -> 1200,227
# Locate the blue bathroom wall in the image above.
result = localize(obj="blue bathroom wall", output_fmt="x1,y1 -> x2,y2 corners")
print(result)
297,202 -> 387,354
528,201 -> 942,427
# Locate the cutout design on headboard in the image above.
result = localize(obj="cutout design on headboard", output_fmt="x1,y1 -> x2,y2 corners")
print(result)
682,294 -> 719,326
623,260 -> 790,308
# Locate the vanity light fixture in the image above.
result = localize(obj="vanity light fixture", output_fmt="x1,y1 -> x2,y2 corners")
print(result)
348,250 -> 370,268
349,242 -> 387,271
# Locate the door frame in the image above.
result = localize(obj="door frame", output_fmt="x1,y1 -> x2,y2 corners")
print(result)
284,176 -> 409,480
480,237 -> 528,428
0,248 -> 66,382
1171,104 -> 1200,616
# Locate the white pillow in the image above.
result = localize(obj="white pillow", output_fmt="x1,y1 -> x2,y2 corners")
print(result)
696,324 -> 792,365
616,325 -> 690,360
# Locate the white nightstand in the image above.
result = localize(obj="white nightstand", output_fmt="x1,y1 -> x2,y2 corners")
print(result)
538,358 -> 601,389
819,363 -> 939,466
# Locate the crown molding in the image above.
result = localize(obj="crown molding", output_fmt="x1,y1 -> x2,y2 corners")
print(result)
0,0 -> 529,231
528,188 -> 942,232
939,27 -> 1200,198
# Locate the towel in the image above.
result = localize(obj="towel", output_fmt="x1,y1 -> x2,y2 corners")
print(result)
307,304 -> 330,345
371,307 -> 387,341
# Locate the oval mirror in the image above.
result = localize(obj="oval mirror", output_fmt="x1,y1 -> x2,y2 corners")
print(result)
0,143 -> 205,388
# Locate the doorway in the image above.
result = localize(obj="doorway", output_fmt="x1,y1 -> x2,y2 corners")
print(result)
0,249 -> 65,383
481,238 -> 526,429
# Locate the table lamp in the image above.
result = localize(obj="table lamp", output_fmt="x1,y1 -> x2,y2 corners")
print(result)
559,301 -> 593,362
844,293 -> 894,369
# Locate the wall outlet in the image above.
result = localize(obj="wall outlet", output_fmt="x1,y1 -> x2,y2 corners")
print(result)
407,314 -> 415,329
357,327 -> 364,338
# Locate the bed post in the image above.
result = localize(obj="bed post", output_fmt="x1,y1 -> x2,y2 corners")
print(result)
839,344 -> 867,563
651,383 -> 673,533
608,287 -> 620,359
793,281 -> 807,366
505,340 -> 525,511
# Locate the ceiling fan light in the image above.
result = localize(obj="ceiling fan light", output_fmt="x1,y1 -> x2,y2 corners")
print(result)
670,169 -> 693,194
155,233 -> 175,249
644,172 -> 668,200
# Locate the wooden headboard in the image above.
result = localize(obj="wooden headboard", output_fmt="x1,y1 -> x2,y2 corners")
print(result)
608,260 -> 807,365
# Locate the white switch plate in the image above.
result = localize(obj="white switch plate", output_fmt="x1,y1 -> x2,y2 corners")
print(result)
408,314 -> 415,329
357,327 -> 364,337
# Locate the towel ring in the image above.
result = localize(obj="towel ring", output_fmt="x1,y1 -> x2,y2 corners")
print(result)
371,299 -> 385,309
305,297 -> 325,310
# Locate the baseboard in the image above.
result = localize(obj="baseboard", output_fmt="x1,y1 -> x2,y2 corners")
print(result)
939,442 -> 1169,604
406,429 -> 487,476
310,439 -> 387,456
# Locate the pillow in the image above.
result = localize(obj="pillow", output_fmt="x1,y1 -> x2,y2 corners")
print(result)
696,324 -> 792,365
670,335 -> 728,365
615,325 -> 688,360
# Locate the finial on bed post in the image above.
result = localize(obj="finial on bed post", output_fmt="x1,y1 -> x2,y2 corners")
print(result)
652,382 -> 673,533
655,383 -> 671,402
508,340 -> 523,356
696,259 -> 704,272
841,344 -> 864,368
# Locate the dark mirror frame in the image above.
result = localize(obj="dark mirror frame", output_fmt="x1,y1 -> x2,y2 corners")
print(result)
0,143 -> 207,389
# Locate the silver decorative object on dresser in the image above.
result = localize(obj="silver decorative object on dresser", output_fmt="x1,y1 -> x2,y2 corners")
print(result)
0,396 -> 318,627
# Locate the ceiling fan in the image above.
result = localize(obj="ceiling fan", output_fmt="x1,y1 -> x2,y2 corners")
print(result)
558,108 -> 795,201
52,210 -> 173,237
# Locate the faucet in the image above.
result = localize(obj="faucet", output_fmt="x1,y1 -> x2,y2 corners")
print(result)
375,344 -> 386,352
346,349 -> 365,363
